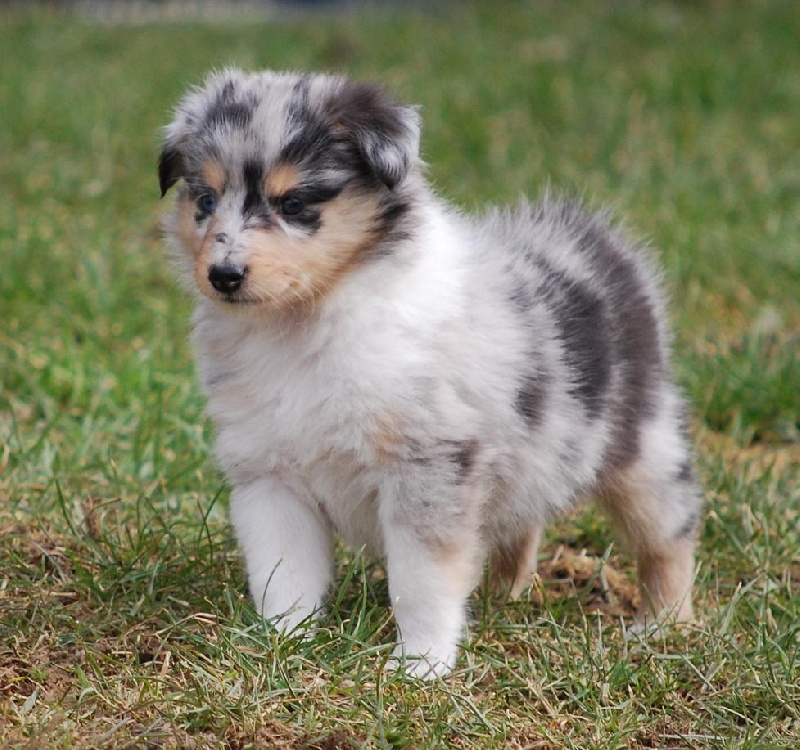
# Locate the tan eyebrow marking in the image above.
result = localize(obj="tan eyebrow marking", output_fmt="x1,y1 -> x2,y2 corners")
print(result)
265,162 -> 302,197
201,159 -> 227,194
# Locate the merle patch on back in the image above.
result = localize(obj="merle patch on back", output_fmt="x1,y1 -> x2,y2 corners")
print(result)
540,266 -> 611,419
575,220 -> 662,471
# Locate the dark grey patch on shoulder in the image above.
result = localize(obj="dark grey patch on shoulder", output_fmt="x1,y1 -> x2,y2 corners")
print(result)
540,267 -> 611,419
515,372 -> 549,429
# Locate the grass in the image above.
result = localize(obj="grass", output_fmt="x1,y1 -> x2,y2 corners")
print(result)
1,0 -> 799,747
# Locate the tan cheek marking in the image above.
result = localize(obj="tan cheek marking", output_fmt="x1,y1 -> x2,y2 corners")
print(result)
201,160 -> 227,194
173,192 -> 221,299
240,190 -> 381,311
265,163 -> 302,197
174,192 -> 197,252
300,191 -> 382,284
176,193 -> 211,291
241,231 -> 307,306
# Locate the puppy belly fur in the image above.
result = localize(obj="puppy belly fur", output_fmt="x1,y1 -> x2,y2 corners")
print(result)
160,69 -> 701,678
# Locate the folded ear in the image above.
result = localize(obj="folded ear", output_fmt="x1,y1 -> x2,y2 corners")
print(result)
159,70 -> 247,197
329,82 -> 421,189
158,104 -> 196,197
158,143 -> 185,197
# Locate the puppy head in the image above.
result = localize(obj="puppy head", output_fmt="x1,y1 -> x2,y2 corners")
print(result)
159,69 -> 421,312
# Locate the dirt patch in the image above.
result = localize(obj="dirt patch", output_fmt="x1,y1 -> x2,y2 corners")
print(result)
536,545 -> 639,618
0,636 -> 78,712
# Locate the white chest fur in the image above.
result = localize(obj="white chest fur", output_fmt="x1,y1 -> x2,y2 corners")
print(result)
193,211 -> 470,551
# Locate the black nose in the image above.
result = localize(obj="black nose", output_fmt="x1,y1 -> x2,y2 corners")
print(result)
208,264 -> 246,294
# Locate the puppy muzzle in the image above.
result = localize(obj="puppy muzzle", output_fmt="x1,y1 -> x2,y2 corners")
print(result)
208,263 -> 247,294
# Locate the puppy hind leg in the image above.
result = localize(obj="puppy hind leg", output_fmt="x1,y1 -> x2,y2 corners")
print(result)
635,533 -> 696,626
490,526 -> 542,599
601,463 -> 700,626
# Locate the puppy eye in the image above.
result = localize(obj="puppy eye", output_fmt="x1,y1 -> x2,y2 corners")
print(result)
196,193 -> 218,215
280,197 -> 305,216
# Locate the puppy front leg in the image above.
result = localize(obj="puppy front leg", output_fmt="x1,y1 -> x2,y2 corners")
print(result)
229,476 -> 333,631
380,470 -> 483,679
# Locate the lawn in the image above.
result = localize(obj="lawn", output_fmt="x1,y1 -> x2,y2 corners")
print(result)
1,1 -> 799,747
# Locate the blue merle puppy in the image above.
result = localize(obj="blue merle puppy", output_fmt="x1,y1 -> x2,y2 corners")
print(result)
159,69 -> 700,678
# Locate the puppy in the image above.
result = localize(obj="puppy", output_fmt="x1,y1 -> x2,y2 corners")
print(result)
158,69 -> 700,678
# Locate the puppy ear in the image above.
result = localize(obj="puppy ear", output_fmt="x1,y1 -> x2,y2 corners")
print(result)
331,82 -> 421,189
158,108 -> 194,197
158,144 -> 185,197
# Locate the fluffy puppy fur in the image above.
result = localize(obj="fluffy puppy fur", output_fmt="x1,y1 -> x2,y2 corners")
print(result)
159,68 -> 701,678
